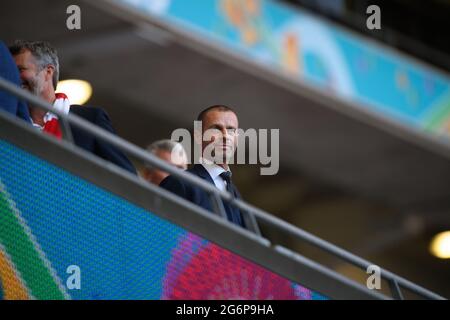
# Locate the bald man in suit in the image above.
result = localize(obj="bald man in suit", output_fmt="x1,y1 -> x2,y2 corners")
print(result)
160,105 -> 251,229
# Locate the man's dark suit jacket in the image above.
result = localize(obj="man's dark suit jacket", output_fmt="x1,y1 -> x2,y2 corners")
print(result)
0,40 -> 31,122
159,164 -> 246,228
69,105 -> 136,175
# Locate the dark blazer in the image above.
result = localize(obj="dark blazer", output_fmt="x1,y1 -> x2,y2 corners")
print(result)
160,164 -> 246,228
0,41 -> 31,122
70,105 -> 136,174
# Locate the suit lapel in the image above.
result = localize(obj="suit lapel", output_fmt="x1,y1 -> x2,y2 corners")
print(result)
190,164 -> 215,184
190,164 -> 244,228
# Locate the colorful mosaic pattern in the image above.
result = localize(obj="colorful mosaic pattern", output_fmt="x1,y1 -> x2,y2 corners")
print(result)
0,140 -> 327,300
162,233 -> 326,299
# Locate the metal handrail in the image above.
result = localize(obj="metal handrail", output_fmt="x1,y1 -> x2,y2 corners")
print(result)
0,76 -> 445,299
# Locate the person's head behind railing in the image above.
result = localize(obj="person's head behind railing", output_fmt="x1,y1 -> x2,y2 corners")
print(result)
142,139 -> 188,186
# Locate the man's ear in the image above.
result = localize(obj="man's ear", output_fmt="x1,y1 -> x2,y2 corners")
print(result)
45,65 -> 55,84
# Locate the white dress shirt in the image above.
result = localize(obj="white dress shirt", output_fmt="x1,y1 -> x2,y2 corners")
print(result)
200,158 -> 231,192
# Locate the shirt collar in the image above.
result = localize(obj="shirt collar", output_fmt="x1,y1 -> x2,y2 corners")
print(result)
200,158 -> 231,180
32,122 -> 44,130
31,111 -> 54,130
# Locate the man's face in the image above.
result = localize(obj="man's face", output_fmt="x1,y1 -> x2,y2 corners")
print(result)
201,110 -> 239,164
13,50 -> 47,97
144,149 -> 187,186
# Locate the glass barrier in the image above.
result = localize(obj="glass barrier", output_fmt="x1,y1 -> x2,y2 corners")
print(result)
0,139 -> 327,300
